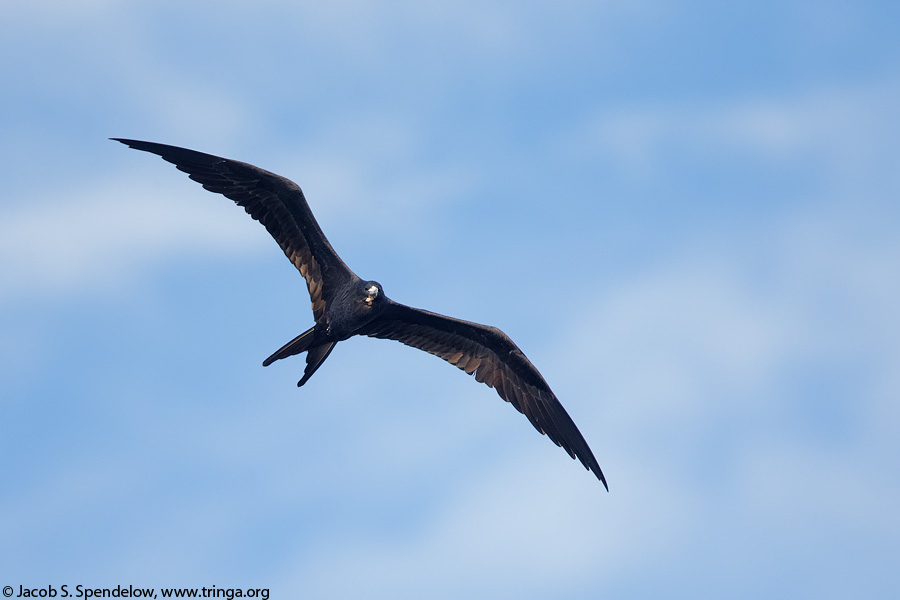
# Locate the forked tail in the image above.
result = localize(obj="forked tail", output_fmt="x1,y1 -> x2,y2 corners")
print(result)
263,326 -> 337,387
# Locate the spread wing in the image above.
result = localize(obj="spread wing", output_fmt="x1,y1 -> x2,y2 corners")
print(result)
113,138 -> 355,325
360,300 -> 607,488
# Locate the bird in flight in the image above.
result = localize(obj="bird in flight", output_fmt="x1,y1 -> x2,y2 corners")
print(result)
113,138 -> 607,488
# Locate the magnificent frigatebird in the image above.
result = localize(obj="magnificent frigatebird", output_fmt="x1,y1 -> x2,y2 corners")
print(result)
113,138 -> 607,488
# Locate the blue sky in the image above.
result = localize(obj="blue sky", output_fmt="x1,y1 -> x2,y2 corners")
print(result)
2,1 -> 899,598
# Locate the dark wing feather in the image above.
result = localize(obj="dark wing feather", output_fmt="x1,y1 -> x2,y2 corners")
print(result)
112,138 -> 355,325
360,301 -> 607,488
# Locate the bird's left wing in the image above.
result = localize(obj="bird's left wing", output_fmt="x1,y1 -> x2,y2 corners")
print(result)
360,301 -> 607,488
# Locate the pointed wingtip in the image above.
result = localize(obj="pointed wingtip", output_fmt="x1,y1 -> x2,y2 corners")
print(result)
591,464 -> 609,492
597,468 -> 609,492
111,138 -> 145,150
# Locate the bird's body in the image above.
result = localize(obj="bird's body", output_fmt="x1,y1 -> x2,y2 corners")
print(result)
114,138 -> 607,488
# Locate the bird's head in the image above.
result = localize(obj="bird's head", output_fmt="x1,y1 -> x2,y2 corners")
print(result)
359,280 -> 385,308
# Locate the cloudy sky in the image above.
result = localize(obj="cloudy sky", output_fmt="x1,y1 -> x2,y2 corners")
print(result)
2,1 -> 898,598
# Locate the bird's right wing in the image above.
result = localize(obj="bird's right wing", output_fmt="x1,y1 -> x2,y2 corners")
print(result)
360,301 -> 607,488
113,139 -> 355,326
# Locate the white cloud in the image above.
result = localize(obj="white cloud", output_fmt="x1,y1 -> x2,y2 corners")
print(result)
576,79 -> 900,182
258,0 -> 659,70
0,173 -> 268,303
548,196 -> 900,576
275,448 -> 693,599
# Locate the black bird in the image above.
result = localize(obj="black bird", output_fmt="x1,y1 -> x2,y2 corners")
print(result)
113,138 -> 607,488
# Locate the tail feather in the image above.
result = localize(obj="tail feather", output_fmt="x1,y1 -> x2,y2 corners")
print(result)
298,342 -> 336,387
263,327 -> 317,367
